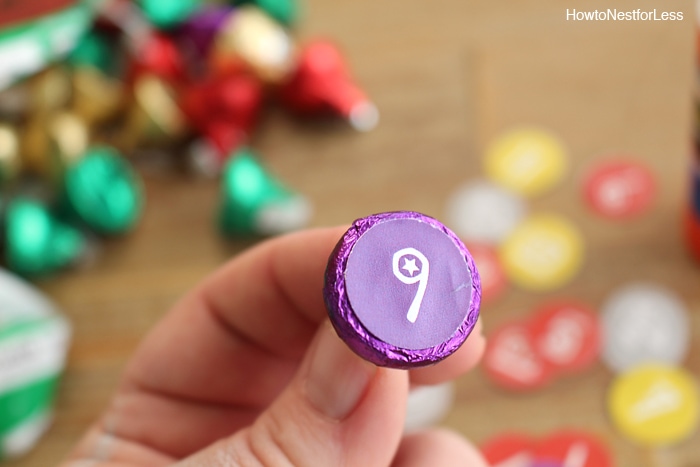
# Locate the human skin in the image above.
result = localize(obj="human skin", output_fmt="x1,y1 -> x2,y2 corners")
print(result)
60,226 -> 489,467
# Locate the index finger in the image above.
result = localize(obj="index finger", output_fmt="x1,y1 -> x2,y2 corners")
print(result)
199,225 -> 348,359
124,226 -> 347,407
200,224 -> 484,380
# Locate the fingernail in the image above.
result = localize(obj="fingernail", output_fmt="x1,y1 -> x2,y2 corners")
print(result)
305,323 -> 376,419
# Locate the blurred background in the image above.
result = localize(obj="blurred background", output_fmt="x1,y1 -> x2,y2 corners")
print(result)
1,0 -> 699,465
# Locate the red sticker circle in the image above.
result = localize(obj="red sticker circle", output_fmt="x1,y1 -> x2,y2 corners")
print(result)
530,301 -> 601,374
533,431 -> 613,467
481,433 -> 534,466
583,160 -> 656,219
466,243 -> 507,302
484,322 -> 552,391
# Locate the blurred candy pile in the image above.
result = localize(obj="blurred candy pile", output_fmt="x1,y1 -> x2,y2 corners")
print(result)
0,0 -> 376,278
442,127 -> 699,459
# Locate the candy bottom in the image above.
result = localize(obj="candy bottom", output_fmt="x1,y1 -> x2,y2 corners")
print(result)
325,212 -> 481,368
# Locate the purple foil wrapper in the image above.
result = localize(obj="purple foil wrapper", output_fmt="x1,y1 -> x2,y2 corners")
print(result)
178,6 -> 233,56
324,211 -> 481,369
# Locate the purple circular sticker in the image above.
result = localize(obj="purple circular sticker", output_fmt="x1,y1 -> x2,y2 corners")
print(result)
324,211 -> 481,368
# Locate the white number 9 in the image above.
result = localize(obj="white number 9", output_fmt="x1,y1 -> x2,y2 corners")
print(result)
392,247 -> 430,323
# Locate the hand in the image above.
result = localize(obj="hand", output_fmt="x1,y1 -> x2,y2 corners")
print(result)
62,227 -> 488,467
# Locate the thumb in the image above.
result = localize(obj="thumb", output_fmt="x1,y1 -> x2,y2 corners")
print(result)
176,321 -> 409,467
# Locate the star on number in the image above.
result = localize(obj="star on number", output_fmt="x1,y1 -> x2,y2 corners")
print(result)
402,257 -> 420,276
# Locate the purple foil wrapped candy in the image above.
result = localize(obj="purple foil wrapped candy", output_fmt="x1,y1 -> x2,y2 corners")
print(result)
324,211 -> 481,369
178,6 -> 233,56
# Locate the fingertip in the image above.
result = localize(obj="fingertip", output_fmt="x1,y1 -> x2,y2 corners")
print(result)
304,321 -> 377,420
190,225 -> 351,358
267,225 -> 350,323
231,322 -> 409,467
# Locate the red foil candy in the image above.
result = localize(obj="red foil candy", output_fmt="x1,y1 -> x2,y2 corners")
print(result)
686,157 -> 700,261
685,206 -> 700,262
181,70 -> 262,159
128,32 -> 187,84
202,121 -> 246,160
181,71 -> 261,134
279,40 -> 377,130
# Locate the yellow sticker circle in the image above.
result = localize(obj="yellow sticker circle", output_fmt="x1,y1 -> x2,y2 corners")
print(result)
607,364 -> 700,445
484,128 -> 568,197
499,214 -> 584,291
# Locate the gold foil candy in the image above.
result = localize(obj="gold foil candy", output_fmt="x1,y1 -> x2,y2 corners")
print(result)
29,67 -> 72,115
22,112 -> 88,181
121,75 -> 188,151
0,125 -> 21,184
211,6 -> 294,83
71,66 -> 126,127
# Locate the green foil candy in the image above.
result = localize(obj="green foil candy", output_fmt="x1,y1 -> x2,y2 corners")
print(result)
67,31 -> 115,75
61,146 -> 143,235
137,0 -> 202,30
4,198 -> 85,277
232,0 -> 299,26
219,148 -> 311,236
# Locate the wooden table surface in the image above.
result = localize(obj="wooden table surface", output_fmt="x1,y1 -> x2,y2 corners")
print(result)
6,0 -> 700,465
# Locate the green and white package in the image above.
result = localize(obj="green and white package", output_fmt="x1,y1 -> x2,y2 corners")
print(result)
0,268 -> 71,459
0,0 -> 97,90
